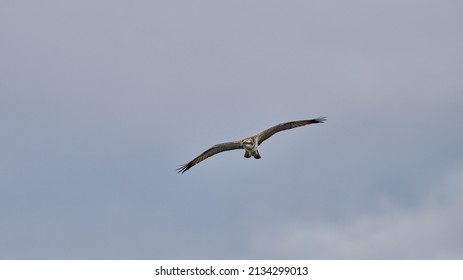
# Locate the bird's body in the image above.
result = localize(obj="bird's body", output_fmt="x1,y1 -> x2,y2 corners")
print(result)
177,117 -> 326,173
242,137 -> 260,159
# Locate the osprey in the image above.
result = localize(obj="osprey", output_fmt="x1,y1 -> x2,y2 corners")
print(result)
177,117 -> 326,173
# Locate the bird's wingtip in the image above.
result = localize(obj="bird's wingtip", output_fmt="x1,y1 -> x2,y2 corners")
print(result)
314,116 -> 327,123
176,163 -> 190,174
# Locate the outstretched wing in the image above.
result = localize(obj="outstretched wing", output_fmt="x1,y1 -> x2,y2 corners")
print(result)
256,117 -> 326,145
177,141 -> 243,173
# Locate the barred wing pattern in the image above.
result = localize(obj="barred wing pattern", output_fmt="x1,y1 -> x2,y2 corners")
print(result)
257,117 -> 326,145
177,141 -> 243,173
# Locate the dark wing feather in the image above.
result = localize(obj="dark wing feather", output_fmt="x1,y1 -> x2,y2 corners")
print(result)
177,141 -> 243,173
257,117 -> 326,145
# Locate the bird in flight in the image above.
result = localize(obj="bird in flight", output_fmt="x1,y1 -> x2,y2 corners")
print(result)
177,117 -> 326,173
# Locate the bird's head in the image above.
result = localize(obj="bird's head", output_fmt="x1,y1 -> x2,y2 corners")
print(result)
243,138 -> 255,149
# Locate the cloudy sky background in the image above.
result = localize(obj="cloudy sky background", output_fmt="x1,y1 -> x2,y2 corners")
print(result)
1,0 -> 463,259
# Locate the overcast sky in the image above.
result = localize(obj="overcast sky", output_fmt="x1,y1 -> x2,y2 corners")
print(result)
1,0 -> 463,259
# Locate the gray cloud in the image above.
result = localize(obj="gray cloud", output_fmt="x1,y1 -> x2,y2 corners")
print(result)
251,165 -> 463,259
1,0 -> 463,259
